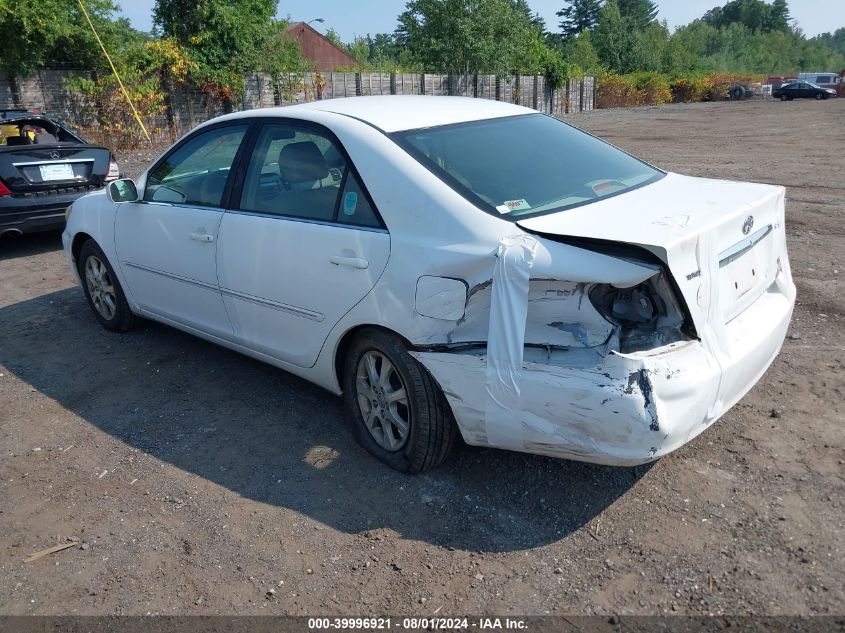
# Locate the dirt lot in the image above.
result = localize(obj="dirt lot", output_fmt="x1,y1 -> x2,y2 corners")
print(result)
0,99 -> 842,617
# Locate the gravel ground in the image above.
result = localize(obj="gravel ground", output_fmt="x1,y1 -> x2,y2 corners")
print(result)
0,99 -> 842,617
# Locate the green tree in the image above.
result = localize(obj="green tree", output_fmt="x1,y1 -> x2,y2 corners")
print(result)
344,36 -> 372,67
511,0 -> 547,33
809,27 -> 845,60
0,0 -> 128,79
324,28 -> 343,47
261,21 -> 308,76
556,0 -> 603,41
703,0 -> 791,33
767,0 -> 790,31
635,21 -> 669,71
396,0 -> 545,74
566,30 -> 602,73
593,0 -> 640,73
153,0 -> 279,100
617,0 -> 657,30
367,33 -> 405,68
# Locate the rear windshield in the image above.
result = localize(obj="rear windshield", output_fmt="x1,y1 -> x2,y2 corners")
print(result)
392,113 -> 663,219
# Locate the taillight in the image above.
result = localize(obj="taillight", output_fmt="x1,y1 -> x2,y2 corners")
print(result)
106,160 -> 120,182
589,273 -> 692,353
0,180 -> 10,196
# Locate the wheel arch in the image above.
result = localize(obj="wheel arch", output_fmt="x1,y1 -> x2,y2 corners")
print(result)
333,324 -> 414,395
71,231 -> 95,263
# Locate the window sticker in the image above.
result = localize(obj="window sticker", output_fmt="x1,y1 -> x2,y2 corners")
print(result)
495,204 -> 511,214
343,191 -> 358,216
501,199 -> 531,212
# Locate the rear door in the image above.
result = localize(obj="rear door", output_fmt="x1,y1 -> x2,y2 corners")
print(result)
114,123 -> 249,339
216,120 -> 390,368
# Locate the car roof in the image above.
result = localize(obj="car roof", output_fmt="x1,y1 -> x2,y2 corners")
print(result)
219,96 -> 537,133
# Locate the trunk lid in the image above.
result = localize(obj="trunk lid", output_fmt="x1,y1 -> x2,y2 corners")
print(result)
0,144 -> 111,193
516,172 -> 788,336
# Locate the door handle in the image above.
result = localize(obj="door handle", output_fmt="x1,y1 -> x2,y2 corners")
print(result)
189,232 -> 214,243
330,255 -> 369,269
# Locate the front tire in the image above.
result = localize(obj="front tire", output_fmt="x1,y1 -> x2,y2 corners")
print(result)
342,329 -> 457,473
77,239 -> 139,332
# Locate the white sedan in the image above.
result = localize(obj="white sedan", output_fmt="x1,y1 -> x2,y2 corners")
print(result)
62,96 -> 795,472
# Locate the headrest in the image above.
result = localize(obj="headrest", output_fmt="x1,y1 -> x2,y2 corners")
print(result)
279,141 -> 328,183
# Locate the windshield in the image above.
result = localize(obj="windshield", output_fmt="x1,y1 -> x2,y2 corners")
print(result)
392,113 -> 663,219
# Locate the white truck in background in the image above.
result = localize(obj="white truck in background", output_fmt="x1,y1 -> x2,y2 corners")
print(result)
798,72 -> 841,87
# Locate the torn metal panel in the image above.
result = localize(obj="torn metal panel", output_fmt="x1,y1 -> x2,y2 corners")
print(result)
413,341 -> 716,465
410,234 -> 660,348
413,253 -> 794,466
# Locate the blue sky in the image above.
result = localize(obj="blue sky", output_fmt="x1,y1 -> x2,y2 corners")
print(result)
118,0 -> 843,40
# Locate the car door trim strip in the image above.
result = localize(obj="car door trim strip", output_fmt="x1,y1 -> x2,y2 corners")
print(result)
123,262 -> 219,292
220,287 -> 326,322
124,261 -> 325,322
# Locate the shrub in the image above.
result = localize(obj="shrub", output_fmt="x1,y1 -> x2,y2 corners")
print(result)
597,72 -> 672,108
669,75 -> 711,102
701,72 -> 766,100
597,71 -> 769,108
630,72 -> 672,105
596,73 -> 642,108
65,72 -> 166,149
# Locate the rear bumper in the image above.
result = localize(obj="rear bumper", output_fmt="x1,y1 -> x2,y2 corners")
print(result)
0,189 -> 99,233
414,270 -> 795,466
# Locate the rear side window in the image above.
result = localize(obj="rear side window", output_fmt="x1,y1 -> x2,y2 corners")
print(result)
237,122 -> 381,228
144,125 -> 247,207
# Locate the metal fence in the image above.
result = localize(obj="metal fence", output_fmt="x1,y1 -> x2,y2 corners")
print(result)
0,70 -> 596,146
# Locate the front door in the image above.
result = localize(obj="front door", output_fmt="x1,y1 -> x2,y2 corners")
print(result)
115,124 -> 249,339
216,121 -> 390,368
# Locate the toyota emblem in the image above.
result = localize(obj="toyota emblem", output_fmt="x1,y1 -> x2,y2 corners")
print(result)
742,215 -> 754,235
50,151 -> 60,159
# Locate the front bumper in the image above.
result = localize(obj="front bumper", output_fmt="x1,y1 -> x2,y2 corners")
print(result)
414,273 -> 795,466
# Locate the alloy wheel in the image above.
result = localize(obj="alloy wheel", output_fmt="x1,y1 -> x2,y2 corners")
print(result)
355,350 -> 411,451
85,255 -> 117,321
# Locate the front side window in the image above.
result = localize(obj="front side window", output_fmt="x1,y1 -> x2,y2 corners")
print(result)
392,114 -> 663,220
144,125 -> 248,207
238,123 -> 381,228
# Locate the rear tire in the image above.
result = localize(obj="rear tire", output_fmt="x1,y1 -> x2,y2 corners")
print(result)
341,329 -> 457,473
77,239 -> 139,332
780,94 -> 788,101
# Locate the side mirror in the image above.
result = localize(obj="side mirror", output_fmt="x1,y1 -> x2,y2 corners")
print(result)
107,178 -> 139,203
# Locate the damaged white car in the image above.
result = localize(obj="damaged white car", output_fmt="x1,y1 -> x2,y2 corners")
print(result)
62,96 -> 795,472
